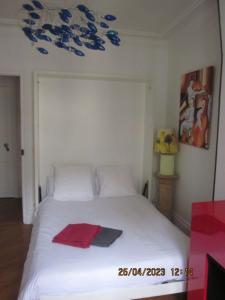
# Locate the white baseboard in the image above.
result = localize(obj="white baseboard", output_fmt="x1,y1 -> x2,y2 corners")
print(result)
173,211 -> 190,235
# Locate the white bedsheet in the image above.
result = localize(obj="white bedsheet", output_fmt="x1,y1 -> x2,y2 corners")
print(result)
18,195 -> 189,300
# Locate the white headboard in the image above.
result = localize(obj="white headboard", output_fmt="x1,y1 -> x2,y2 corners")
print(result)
38,75 -> 148,197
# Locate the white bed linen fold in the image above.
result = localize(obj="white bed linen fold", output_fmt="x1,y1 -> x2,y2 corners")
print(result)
18,195 -> 188,300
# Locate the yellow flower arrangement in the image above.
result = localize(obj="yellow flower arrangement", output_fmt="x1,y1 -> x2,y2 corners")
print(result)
154,129 -> 178,154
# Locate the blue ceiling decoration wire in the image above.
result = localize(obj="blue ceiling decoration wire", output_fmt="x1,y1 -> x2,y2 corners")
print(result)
19,1 -> 121,56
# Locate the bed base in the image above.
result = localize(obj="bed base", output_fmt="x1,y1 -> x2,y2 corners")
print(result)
42,280 -> 186,300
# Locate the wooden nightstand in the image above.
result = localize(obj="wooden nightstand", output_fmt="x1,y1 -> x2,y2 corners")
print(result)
156,174 -> 178,220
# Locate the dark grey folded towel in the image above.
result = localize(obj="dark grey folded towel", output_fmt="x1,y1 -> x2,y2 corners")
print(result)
92,227 -> 122,247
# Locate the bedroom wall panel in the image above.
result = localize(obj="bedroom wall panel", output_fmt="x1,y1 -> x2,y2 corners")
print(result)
39,77 -> 146,196
166,0 -> 221,228
0,22 -> 168,222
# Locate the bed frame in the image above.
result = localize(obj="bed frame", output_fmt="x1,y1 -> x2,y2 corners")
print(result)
42,280 -> 186,300
30,70 -> 189,300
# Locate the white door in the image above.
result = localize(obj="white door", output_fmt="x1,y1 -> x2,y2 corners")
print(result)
0,76 -> 21,198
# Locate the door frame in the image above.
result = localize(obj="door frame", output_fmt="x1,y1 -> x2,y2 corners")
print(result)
0,71 -> 27,222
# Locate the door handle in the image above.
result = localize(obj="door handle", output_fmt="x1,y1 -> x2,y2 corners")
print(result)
4,143 -> 10,152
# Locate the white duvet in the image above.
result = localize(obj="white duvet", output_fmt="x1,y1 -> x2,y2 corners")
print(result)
18,195 -> 189,300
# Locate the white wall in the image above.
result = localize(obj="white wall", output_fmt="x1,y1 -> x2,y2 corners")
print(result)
38,77 -> 146,195
167,0 -> 221,227
0,24 -> 168,223
215,0 -> 225,199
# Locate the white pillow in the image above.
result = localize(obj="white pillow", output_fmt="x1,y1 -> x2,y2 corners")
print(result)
96,165 -> 137,198
53,164 -> 94,201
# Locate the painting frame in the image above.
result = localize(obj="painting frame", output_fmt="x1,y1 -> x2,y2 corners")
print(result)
179,66 -> 214,149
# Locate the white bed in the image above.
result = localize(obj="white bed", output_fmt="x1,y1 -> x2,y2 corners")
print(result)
18,195 -> 188,300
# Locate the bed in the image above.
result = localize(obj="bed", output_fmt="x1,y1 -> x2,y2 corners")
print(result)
18,164 -> 189,300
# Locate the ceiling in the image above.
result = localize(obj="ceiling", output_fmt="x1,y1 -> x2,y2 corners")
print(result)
0,0 -> 203,36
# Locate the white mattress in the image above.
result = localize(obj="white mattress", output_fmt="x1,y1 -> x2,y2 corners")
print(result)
18,195 -> 189,300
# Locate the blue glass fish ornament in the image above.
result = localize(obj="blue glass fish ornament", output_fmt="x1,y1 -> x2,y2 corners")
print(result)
107,30 -> 119,36
59,12 -> 70,24
55,41 -> 69,50
94,36 -> 106,44
54,26 -> 63,35
23,19 -> 36,25
104,15 -> 117,21
79,27 -> 90,35
42,23 -> 52,31
96,44 -> 105,51
61,25 -> 72,35
69,46 -> 85,56
87,22 -> 97,34
29,12 -> 41,20
37,47 -> 48,54
22,27 -> 38,42
100,22 -> 109,29
59,34 -> 70,43
35,32 -> 52,42
84,42 -> 97,50
85,11 -> 95,22
32,0 -> 44,10
23,4 -> 34,11
77,5 -> 89,13
61,9 -> 72,18
74,49 -> 85,56
110,39 -> 120,46
73,36 -> 83,46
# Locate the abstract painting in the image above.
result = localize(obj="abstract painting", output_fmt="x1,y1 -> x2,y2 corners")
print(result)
179,66 -> 214,149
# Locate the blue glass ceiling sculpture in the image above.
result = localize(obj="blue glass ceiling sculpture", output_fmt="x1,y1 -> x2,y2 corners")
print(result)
20,1 -> 121,56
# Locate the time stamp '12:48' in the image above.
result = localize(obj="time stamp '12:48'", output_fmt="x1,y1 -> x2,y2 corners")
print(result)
118,267 -> 193,277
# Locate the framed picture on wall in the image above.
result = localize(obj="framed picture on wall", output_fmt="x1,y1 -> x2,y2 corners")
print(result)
179,66 -> 214,149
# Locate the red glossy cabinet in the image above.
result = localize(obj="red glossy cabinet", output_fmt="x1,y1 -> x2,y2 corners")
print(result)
188,201 -> 225,300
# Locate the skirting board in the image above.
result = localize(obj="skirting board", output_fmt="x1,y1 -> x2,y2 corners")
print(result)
42,280 -> 186,300
173,211 -> 190,236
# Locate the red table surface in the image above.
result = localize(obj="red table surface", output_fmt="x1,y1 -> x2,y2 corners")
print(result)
188,200 -> 225,300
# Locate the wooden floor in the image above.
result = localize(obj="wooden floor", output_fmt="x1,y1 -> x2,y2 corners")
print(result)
0,198 -> 186,300
0,198 -> 32,300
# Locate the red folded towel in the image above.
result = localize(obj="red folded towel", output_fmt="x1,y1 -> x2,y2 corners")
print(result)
52,223 -> 102,248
